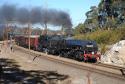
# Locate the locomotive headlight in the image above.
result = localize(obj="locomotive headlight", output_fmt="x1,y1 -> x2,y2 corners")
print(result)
92,52 -> 94,55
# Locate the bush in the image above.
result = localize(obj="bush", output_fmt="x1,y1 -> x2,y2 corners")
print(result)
74,29 -> 123,54
74,28 -> 125,45
100,44 -> 107,55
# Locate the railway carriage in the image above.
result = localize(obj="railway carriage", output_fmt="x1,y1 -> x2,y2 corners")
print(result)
15,35 -> 39,50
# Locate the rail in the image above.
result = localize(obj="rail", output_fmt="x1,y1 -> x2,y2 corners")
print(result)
93,62 -> 125,70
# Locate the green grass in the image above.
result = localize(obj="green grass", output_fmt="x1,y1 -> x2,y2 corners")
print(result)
74,28 -> 125,54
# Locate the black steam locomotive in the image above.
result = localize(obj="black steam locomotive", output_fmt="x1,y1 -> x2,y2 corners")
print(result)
38,35 -> 100,62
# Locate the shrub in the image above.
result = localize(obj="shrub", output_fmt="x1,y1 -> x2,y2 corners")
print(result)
74,28 -> 125,45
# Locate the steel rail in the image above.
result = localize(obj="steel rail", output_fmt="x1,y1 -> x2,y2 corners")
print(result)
93,62 -> 125,70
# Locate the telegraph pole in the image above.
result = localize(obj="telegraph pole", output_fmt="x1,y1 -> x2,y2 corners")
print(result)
5,22 -> 8,47
28,0 -> 31,50
44,21 -> 47,35
28,23 -> 31,50
61,26 -> 65,35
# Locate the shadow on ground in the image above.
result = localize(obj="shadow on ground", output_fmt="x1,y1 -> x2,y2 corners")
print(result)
0,58 -> 69,84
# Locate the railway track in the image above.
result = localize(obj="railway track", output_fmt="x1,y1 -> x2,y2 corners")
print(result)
14,45 -> 125,80
15,45 -> 125,70
93,62 -> 125,70
93,63 -> 125,77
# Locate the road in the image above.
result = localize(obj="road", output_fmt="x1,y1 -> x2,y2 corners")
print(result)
0,45 -> 125,84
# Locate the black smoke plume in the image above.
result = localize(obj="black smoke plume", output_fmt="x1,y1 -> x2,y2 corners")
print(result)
0,4 -> 72,28
1,4 -> 16,22
16,8 -> 30,24
30,7 -> 42,24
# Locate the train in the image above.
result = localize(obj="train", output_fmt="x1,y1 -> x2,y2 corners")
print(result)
15,35 -> 100,62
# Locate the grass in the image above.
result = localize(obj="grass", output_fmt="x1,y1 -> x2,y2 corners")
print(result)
74,28 -> 125,54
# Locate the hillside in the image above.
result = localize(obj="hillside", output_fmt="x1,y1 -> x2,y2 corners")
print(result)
74,0 -> 125,55
75,0 -> 125,33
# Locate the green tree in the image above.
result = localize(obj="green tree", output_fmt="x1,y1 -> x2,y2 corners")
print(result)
74,23 -> 85,34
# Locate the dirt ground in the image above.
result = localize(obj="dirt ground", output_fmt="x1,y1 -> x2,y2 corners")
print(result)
0,45 -> 70,84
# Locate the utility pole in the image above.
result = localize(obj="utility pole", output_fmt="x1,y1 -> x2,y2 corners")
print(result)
44,21 -> 47,35
3,28 -> 5,41
2,30 -> 5,47
28,0 -> 32,50
5,22 -> 8,47
28,23 -> 31,50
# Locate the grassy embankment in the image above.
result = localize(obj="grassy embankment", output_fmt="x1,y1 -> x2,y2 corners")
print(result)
74,28 -> 125,54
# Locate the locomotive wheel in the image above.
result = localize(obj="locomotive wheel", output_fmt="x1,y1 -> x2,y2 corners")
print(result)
84,60 -> 88,62
88,58 -> 97,63
52,50 -> 56,55
92,58 -> 97,63
75,52 -> 84,61
47,49 -> 51,54
79,56 -> 84,61
64,52 -> 69,58
75,52 -> 79,60
59,51 -> 64,57
44,49 -> 49,54
47,49 -> 54,55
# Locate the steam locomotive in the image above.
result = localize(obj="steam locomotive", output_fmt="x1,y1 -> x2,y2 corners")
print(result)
15,35 -> 100,62
46,36 -> 100,62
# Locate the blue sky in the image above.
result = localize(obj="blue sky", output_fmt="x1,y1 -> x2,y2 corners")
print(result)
0,0 -> 100,28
